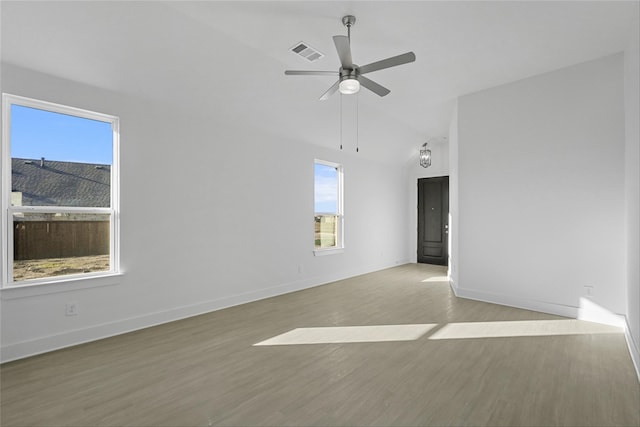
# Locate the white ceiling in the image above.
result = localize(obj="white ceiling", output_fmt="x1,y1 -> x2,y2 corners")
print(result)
1,1 -> 638,163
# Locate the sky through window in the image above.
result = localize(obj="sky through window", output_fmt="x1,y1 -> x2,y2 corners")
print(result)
314,163 -> 338,213
10,104 -> 113,165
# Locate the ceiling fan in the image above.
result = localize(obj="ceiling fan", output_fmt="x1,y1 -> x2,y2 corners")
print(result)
285,15 -> 416,100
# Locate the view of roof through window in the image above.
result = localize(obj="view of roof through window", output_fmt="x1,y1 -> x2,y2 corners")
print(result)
10,105 -> 113,208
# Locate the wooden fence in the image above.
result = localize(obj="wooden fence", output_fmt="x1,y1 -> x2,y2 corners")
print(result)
13,221 -> 109,260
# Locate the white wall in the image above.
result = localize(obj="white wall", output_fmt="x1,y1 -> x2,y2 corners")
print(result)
448,104 -> 459,286
0,64 -> 410,361
624,18 -> 640,375
455,54 -> 627,321
406,140 -> 450,263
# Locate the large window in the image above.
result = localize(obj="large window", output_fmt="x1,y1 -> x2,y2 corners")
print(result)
314,159 -> 343,252
2,94 -> 119,286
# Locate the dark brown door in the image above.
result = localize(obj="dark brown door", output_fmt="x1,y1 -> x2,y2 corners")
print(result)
417,176 -> 449,265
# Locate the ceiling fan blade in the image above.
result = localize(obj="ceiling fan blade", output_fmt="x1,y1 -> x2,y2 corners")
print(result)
333,35 -> 353,68
359,52 -> 416,75
285,70 -> 339,76
358,76 -> 391,97
319,80 -> 340,101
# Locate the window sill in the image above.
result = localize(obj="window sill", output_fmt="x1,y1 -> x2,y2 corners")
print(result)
1,272 -> 123,300
314,248 -> 344,257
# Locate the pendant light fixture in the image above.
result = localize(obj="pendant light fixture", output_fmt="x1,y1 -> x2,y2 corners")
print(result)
420,142 -> 432,168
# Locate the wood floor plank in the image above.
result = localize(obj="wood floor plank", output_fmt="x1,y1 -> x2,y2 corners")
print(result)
1,264 -> 638,426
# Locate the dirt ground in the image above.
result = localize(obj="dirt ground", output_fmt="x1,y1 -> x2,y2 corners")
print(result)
13,254 -> 110,281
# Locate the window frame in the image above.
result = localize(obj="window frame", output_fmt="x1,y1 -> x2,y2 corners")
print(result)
1,93 -> 120,288
313,159 -> 344,255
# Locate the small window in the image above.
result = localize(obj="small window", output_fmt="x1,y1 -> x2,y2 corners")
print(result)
2,94 -> 119,286
314,160 -> 343,252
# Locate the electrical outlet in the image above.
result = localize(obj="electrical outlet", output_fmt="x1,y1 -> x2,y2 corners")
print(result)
583,286 -> 594,297
65,302 -> 79,316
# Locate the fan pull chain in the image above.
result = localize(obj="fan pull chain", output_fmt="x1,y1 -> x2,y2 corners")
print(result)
356,92 -> 359,153
340,93 -> 343,150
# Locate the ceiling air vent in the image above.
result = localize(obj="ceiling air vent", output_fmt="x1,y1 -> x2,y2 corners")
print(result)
290,41 -> 324,63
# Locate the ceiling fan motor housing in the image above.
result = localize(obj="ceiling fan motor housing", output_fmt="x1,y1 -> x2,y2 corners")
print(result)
340,66 -> 359,81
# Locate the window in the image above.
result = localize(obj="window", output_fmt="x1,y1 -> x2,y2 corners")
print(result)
314,160 -> 343,253
2,94 -> 119,286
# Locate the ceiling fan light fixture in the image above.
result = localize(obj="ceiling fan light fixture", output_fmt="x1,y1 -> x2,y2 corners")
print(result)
339,78 -> 360,95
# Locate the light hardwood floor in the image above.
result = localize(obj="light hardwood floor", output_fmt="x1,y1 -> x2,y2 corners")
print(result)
1,264 -> 639,426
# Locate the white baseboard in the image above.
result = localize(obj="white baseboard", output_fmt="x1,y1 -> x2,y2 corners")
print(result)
450,286 -> 627,328
451,285 -> 580,319
1,260 -> 409,363
1,279 -> 317,363
624,320 -> 640,382
448,278 -> 457,293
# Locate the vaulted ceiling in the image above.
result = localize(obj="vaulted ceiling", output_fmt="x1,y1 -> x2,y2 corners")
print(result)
1,1 -> 637,163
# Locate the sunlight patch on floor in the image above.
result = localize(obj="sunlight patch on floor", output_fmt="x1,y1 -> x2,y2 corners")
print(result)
254,324 -> 438,346
421,276 -> 449,282
428,319 -> 623,340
